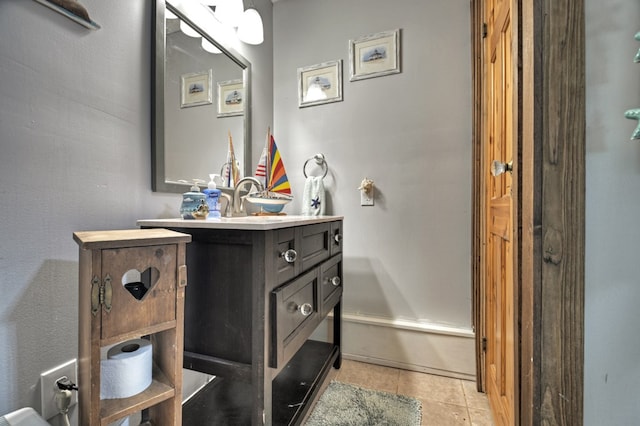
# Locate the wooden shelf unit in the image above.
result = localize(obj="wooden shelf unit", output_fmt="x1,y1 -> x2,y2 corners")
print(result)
73,229 -> 191,426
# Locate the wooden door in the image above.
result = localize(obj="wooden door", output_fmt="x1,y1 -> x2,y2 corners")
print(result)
482,0 -> 518,424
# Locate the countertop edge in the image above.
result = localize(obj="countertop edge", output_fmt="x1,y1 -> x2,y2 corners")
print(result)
136,215 -> 343,231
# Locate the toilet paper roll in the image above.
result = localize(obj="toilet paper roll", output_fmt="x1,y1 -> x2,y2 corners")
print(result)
101,339 -> 153,400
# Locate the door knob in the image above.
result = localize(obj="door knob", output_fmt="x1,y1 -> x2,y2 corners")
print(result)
491,160 -> 513,177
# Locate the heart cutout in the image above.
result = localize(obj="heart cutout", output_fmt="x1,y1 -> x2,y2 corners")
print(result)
121,267 -> 159,301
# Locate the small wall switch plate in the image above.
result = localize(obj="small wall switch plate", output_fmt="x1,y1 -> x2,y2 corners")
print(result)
361,190 -> 374,206
40,359 -> 78,420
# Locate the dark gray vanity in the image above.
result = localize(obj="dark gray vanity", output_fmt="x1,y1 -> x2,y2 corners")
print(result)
138,216 -> 343,425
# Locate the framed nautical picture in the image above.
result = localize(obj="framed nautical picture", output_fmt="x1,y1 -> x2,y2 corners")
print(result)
180,70 -> 213,108
298,60 -> 343,108
349,29 -> 401,81
217,79 -> 244,117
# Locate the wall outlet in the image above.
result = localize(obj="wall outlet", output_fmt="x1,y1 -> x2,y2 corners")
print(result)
360,189 -> 374,206
40,359 -> 78,420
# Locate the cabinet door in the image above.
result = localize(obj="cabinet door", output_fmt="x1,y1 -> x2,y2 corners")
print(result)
319,254 -> 343,317
100,244 -> 177,339
270,269 -> 319,368
275,227 -> 297,285
299,223 -> 331,272
330,221 -> 343,256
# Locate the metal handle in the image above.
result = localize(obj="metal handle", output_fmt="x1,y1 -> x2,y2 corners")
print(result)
333,234 -> 343,244
328,276 -> 341,287
491,160 -> 513,177
281,249 -> 298,263
298,303 -> 313,316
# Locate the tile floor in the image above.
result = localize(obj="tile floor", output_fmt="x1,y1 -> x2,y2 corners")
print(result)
309,359 -> 495,426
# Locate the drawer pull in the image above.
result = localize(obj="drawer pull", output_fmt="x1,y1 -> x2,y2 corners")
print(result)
298,303 -> 313,316
334,234 -> 343,244
281,249 -> 298,263
328,276 -> 341,287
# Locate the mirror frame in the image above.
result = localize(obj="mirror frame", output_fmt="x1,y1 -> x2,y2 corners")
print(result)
152,0 -> 252,193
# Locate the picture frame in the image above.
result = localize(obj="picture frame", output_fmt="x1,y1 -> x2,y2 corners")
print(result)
298,60 -> 343,108
180,70 -> 213,108
349,29 -> 401,81
217,79 -> 245,117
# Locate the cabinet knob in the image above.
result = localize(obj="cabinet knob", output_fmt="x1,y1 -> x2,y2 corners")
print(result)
298,303 -> 313,316
334,234 -> 343,244
281,249 -> 298,263
328,276 -> 341,287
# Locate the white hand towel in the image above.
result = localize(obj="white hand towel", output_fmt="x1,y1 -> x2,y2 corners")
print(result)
301,176 -> 325,216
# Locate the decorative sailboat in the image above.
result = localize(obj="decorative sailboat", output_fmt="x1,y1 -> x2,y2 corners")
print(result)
222,131 -> 241,187
246,128 -> 293,214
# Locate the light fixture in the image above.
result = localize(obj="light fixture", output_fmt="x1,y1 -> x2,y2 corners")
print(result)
201,38 -> 222,54
214,0 -> 244,28
237,7 -> 263,45
179,19 -> 201,38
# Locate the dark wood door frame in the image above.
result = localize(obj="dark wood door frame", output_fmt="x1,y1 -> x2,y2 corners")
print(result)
471,1 -> 585,424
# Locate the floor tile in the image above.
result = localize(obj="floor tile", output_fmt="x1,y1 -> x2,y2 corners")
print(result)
420,399 -> 470,426
468,407 -> 495,426
335,359 -> 400,393
398,370 -> 467,407
461,379 -> 491,410
309,360 -> 495,426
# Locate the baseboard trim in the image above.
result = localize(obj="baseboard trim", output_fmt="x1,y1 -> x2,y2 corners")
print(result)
317,313 -> 476,381
339,313 -> 475,338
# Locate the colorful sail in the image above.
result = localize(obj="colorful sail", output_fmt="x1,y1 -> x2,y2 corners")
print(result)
254,130 -> 269,188
267,135 -> 291,195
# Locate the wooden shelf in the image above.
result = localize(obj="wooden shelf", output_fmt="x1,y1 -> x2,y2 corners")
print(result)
99,366 -> 175,425
75,229 -> 190,425
183,340 -> 339,425
34,0 -> 101,30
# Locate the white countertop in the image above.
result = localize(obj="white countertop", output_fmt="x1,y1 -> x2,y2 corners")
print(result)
137,215 -> 343,231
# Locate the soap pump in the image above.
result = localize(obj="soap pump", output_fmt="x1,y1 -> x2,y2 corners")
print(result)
179,179 -> 208,219
203,174 -> 222,219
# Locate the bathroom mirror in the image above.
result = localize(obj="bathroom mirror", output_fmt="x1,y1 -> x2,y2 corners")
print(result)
152,0 -> 251,193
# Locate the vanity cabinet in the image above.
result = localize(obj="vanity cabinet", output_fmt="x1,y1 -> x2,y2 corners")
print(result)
73,229 -> 191,426
138,216 -> 343,425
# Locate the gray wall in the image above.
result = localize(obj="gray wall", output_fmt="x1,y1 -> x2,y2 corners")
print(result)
1,0 -> 638,422
0,0 -> 272,419
584,0 -> 640,423
273,0 -> 473,329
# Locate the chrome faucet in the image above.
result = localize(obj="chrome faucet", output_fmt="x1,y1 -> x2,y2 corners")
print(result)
219,192 -> 233,218
233,177 -> 265,215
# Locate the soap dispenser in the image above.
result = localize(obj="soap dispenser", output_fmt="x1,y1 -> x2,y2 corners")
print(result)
203,174 -> 222,219
180,180 -> 208,219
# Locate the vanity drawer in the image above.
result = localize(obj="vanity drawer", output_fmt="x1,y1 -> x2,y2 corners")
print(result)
319,254 -> 342,317
274,227 -> 296,285
330,221 -> 343,256
299,223 -> 331,272
273,223 -> 331,286
270,269 -> 319,368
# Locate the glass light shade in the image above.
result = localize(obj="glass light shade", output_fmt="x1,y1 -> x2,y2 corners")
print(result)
237,8 -> 264,45
179,20 -> 201,38
214,0 -> 244,28
201,38 -> 222,54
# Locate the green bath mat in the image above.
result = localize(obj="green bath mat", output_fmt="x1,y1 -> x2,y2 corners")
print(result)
305,381 -> 422,426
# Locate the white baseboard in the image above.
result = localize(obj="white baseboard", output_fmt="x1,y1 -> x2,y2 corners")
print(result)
312,313 -> 477,381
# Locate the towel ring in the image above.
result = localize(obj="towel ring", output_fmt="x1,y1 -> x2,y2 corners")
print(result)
303,153 -> 328,179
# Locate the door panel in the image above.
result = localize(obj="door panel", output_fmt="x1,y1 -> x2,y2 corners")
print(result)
483,0 -> 517,424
